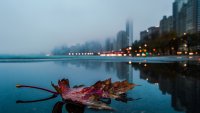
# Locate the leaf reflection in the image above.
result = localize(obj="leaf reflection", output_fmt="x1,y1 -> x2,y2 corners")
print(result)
17,95 -> 141,113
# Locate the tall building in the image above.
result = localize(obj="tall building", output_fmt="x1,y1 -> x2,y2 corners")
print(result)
173,0 -> 188,36
197,0 -> 200,32
116,31 -> 128,50
105,38 -> 114,51
173,1 -> 178,33
113,39 -> 118,51
173,0 -> 200,36
179,3 -> 187,35
185,0 -> 200,33
126,19 -> 133,46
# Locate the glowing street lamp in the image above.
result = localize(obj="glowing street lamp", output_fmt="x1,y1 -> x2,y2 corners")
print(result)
184,44 -> 187,47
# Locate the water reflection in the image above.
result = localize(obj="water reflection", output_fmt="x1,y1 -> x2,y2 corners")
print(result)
54,60 -> 103,70
54,61 -> 200,113
104,62 -> 133,83
55,61 -> 133,83
132,62 -> 200,113
17,95 -> 85,113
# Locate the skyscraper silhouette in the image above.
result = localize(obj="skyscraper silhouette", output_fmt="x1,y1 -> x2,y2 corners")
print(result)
126,19 -> 133,47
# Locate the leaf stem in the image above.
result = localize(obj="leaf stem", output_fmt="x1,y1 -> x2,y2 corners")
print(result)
16,84 -> 58,95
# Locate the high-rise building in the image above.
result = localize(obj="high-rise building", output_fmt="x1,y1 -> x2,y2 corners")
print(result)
179,3 -> 187,35
113,39 -> 118,51
115,20 -> 133,50
116,31 -> 128,50
126,19 -> 133,46
173,1 -> 178,33
197,0 -> 200,32
173,0 -> 200,36
105,38 -> 114,51
185,0 -> 200,33
173,0 -> 188,36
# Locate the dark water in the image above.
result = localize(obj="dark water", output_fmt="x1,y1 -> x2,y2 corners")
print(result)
0,60 -> 199,113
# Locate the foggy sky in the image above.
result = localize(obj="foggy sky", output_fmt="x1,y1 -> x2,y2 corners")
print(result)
0,0 -> 174,54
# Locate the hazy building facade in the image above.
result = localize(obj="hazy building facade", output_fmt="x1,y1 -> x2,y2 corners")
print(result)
105,38 -> 114,51
126,19 -> 133,46
115,20 -> 133,50
116,31 -> 128,50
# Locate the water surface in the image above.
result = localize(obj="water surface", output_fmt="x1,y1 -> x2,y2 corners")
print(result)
0,59 -> 199,113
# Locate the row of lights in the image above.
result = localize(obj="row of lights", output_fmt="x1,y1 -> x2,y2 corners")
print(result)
68,53 -> 94,56
100,53 -> 132,57
177,51 -> 198,55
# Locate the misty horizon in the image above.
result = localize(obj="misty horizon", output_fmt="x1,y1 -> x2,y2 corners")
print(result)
0,0 -> 173,54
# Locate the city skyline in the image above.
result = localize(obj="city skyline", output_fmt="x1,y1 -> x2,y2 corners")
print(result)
141,0 -> 200,38
0,0 -> 173,54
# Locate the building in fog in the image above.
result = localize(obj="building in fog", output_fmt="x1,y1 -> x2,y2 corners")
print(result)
115,19 -> 133,50
116,31 -> 128,50
126,19 -> 133,46
160,16 -> 173,35
113,39 -> 118,51
173,0 -> 200,36
105,38 -> 114,51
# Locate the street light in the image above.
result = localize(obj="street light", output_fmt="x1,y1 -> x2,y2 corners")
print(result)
184,44 -> 187,47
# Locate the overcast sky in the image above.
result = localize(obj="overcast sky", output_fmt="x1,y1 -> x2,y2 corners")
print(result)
0,0 -> 174,54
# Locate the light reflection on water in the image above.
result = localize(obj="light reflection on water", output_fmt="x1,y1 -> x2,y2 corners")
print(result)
0,60 -> 199,113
